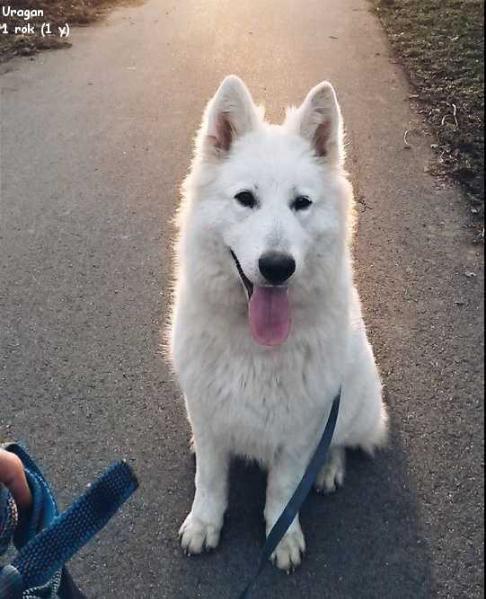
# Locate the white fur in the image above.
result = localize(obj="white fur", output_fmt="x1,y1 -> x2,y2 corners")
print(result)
169,76 -> 388,570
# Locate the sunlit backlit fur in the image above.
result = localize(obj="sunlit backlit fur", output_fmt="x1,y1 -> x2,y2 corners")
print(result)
169,76 -> 388,571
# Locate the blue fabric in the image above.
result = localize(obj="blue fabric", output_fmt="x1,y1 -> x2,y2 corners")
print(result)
0,565 -> 23,599
9,445 -> 59,551
239,389 -> 341,598
0,485 -> 17,557
0,443 -> 63,599
0,444 -> 138,598
12,461 -> 138,590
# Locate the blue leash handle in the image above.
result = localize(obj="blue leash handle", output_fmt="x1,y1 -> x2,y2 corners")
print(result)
11,460 -> 138,590
239,389 -> 341,599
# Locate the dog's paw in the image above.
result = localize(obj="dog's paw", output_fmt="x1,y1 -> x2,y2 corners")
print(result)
315,447 -> 345,494
179,513 -> 221,555
270,528 -> 306,572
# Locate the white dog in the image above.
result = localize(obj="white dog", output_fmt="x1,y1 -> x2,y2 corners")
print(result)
169,76 -> 388,571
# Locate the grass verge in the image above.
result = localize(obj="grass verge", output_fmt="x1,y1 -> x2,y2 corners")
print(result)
0,1 -> 139,62
373,0 -> 484,233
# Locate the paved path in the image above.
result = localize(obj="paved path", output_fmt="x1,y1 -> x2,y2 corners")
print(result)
1,0 -> 483,597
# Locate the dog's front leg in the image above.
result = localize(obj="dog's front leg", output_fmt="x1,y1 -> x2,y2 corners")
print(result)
264,452 -> 307,571
179,433 -> 229,555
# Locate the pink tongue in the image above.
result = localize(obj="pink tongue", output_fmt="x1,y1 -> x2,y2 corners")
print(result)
248,286 -> 291,347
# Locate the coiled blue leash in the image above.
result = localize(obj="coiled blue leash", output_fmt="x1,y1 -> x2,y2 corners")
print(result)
239,389 -> 341,598
0,443 -> 138,598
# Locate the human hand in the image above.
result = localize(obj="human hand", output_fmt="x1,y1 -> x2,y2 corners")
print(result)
0,448 -> 32,511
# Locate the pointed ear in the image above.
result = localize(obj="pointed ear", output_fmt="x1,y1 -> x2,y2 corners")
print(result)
292,81 -> 344,166
203,75 -> 260,157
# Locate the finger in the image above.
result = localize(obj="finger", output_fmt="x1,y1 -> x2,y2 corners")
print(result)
0,450 -> 32,510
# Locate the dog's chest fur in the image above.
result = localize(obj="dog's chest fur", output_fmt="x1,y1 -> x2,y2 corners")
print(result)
172,298 -> 347,464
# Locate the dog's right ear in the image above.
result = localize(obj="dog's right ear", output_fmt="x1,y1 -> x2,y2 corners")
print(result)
202,76 -> 260,157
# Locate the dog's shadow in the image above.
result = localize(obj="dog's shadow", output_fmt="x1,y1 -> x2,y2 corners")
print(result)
183,418 -> 432,599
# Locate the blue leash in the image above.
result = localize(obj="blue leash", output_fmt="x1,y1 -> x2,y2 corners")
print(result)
2,392 -> 339,597
12,461 -> 138,589
0,443 -> 138,597
239,389 -> 341,599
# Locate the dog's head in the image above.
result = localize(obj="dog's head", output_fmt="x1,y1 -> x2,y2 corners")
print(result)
179,76 -> 352,347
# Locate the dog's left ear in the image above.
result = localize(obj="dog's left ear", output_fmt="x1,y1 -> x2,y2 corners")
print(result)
203,75 -> 260,157
293,82 -> 344,166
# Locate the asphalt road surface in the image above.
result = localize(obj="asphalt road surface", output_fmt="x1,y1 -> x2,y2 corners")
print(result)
0,0 -> 484,597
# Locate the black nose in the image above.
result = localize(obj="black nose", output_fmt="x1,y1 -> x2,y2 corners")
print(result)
258,252 -> 296,285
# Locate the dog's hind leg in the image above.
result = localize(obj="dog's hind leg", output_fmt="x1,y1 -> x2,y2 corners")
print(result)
314,446 -> 346,494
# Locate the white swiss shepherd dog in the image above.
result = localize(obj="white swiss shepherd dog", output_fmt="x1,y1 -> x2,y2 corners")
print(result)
169,75 -> 388,571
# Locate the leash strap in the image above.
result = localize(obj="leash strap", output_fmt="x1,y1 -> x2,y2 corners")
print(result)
1,443 -> 138,597
10,460 -> 138,590
239,389 -> 341,599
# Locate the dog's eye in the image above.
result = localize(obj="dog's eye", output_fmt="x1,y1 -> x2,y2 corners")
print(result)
292,196 -> 312,211
235,191 -> 257,209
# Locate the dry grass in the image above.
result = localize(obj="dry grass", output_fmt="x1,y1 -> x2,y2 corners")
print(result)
0,1 -> 140,61
373,0 -> 484,230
